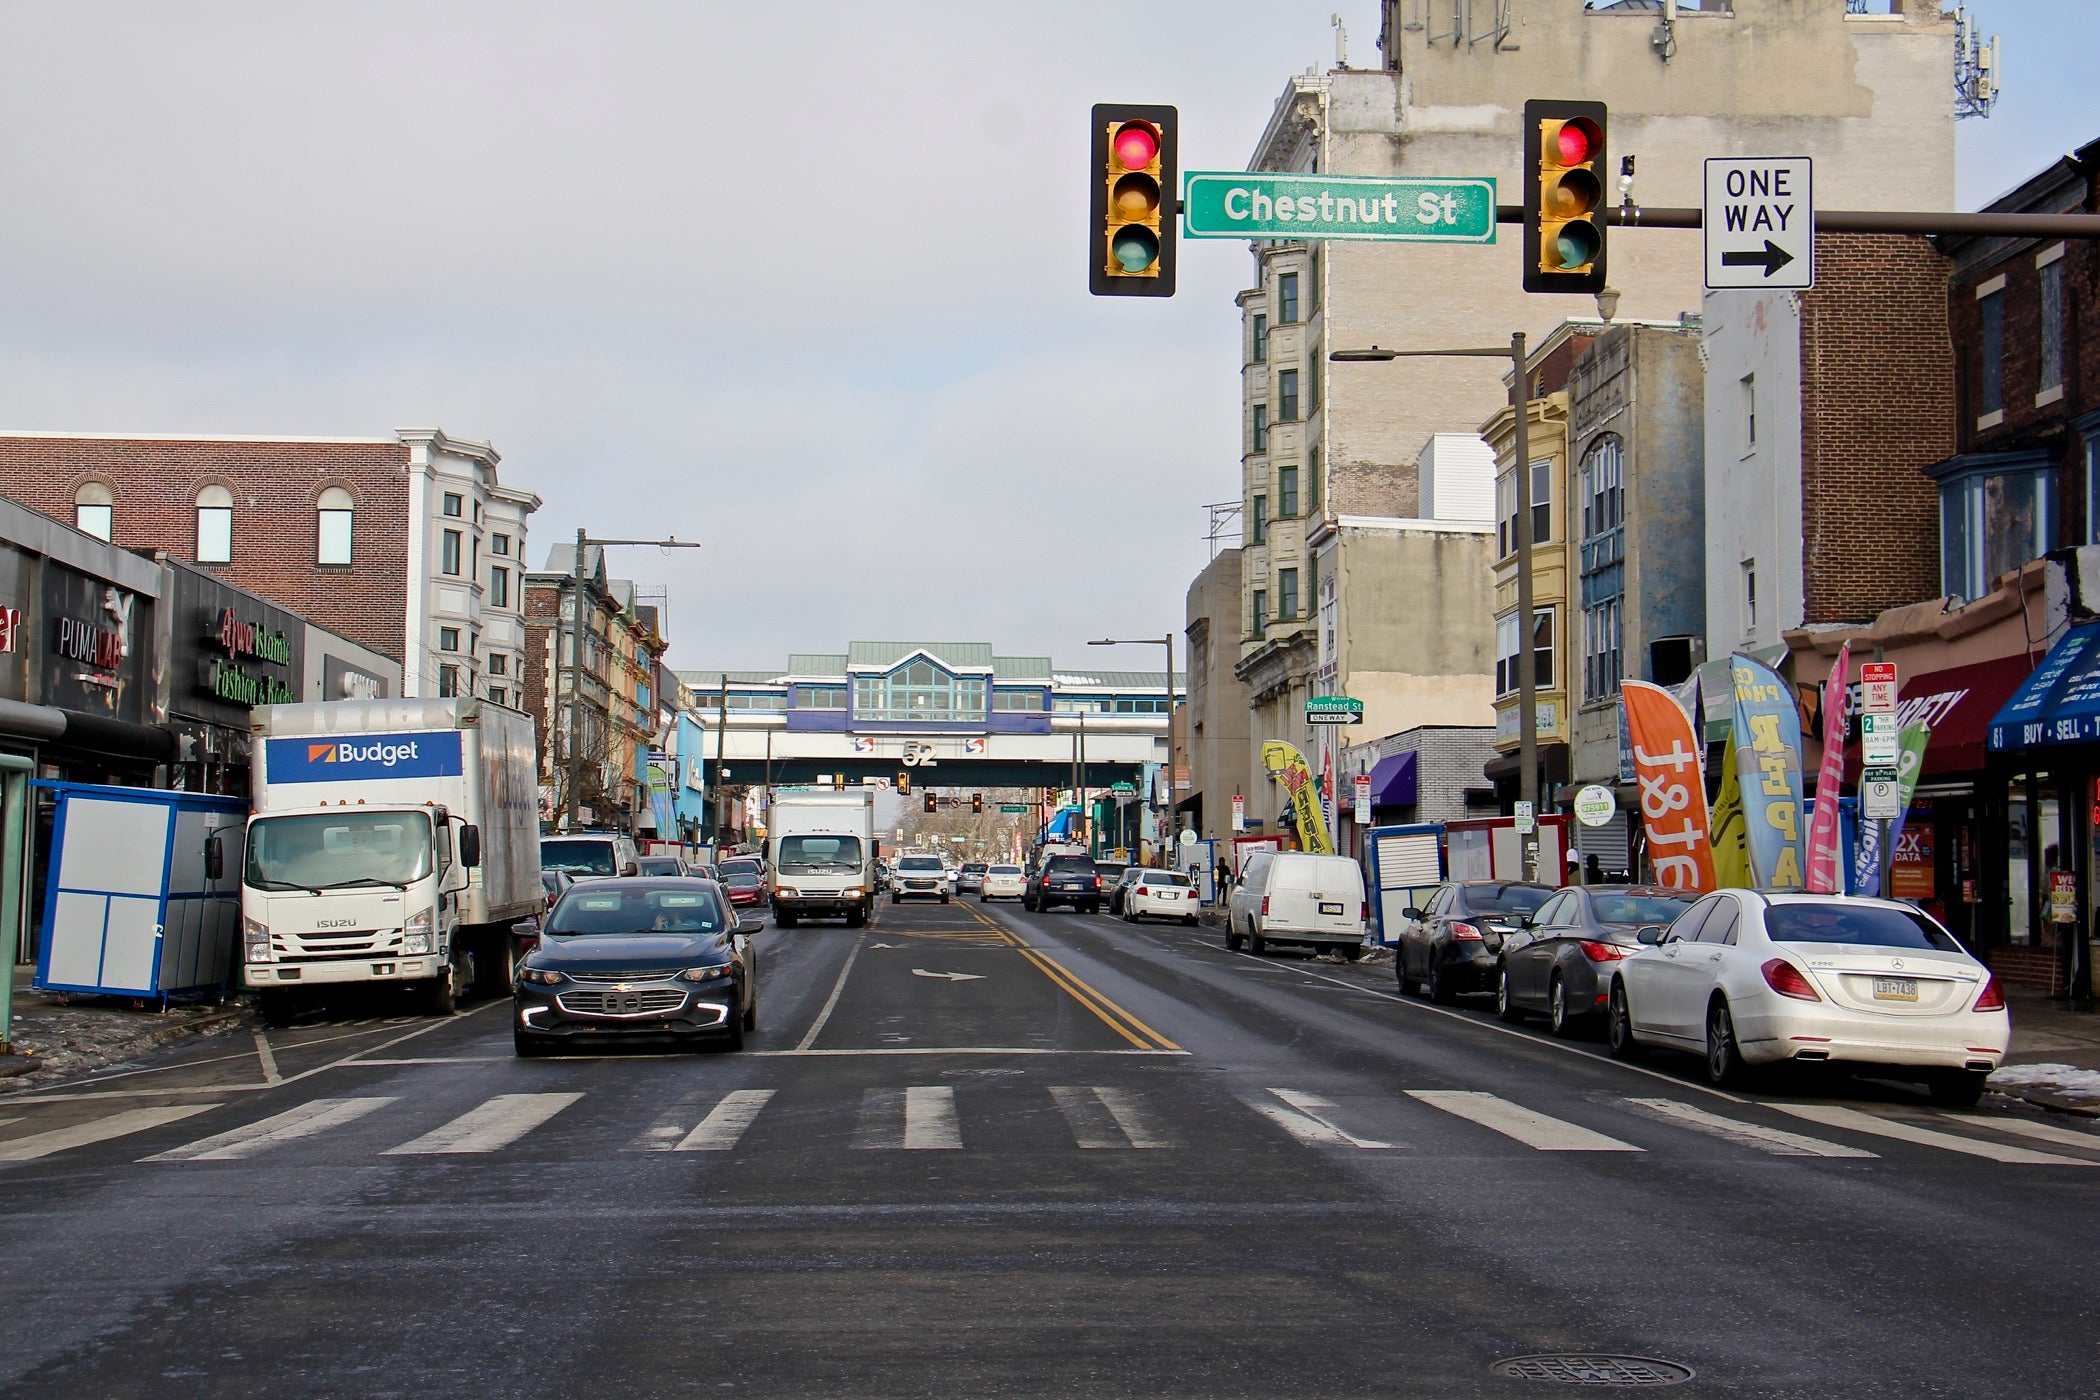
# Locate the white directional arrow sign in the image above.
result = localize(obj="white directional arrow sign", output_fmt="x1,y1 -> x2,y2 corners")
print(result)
911,969 -> 985,982
1703,156 -> 1813,290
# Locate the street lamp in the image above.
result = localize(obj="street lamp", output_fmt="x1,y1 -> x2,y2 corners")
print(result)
1331,334 -> 1541,880
1091,636 -> 1177,860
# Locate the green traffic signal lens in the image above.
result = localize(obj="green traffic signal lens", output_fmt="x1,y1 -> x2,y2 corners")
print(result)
1112,172 -> 1160,222
1551,222 -> 1601,270
1112,225 -> 1160,273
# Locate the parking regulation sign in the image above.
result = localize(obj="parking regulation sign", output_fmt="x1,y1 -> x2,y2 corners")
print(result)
1703,157 -> 1813,290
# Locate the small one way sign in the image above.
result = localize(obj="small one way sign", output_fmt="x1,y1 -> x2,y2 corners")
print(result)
1703,156 -> 1813,290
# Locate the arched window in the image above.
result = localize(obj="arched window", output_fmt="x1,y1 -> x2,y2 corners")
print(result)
73,482 -> 113,541
196,486 -> 233,564
316,486 -> 354,565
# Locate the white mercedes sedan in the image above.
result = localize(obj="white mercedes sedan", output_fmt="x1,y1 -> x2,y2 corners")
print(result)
1605,889 -> 2008,1105
979,864 -> 1027,902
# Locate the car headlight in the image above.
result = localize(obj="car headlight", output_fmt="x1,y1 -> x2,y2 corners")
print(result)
845,886 -> 864,897
518,967 -> 565,986
243,916 -> 272,964
678,964 -> 737,984
774,887 -> 798,899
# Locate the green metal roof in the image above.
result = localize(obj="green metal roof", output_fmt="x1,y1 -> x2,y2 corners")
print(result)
993,656 -> 1053,681
1053,670 -> 1169,689
786,653 -> 849,676
675,669 -> 785,688
847,641 -> 994,670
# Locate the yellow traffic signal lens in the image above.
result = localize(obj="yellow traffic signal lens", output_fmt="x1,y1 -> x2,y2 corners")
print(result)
1112,121 -> 1159,171
1544,168 -> 1601,220
1112,225 -> 1160,273
1112,172 -> 1160,222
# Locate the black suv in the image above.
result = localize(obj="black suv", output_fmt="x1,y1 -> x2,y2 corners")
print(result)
1026,855 -> 1102,914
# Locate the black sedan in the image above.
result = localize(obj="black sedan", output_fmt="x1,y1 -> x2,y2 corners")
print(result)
513,878 -> 758,1057
1395,881 -> 1554,1004
1494,884 -> 1698,1036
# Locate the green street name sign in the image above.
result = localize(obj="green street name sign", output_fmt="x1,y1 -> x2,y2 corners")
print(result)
1305,695 -> 1365,726
999,803 -> 1028,814
1111,781 -> 1137,794
1183,172 -> 1496,243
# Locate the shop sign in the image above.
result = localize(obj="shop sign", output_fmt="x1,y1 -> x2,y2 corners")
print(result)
0,605 -> 19,654
42,565 -> 144,720
321,655 -> 388,700
1572,784 -> 1617,828
2051,871 -> 2078,924
198,605 -> 297,708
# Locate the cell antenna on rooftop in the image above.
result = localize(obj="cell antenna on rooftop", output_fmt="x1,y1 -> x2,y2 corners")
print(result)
1332,12 -> 1348,69
1953,5 -> 2000,120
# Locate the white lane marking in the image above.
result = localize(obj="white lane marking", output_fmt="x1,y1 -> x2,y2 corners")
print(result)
1623,1097 -> 1877,1159
795,935 -> 864,1051
753,1047 -> 1187,1057
145,1096 -> 398,1162
1942,1112 -> 2100,1154
1049,1086 -> 1174,1149
1091,1086 -> 1173,1149
903,1085 -> 961,1150
1774,1103 -> 2099,1167
1408,1090 -> 1642,1153
675,1090 -> 776,1152
382,1093 -> 582,1156
252,1031 -> 282,1085
1245,1090 -> 1393,1149
0,1105 -> 220,1162
911,969 -> 986,982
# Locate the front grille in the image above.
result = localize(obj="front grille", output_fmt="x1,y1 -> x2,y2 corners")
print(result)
564,969 -> 682,983
273,931 -> 399,962
556,988 -> 688,1016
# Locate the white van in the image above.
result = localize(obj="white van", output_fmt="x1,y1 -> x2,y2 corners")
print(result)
1226,852 -> 1368,959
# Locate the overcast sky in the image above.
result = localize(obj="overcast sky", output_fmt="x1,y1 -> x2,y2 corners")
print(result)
0,1 -> 2086,677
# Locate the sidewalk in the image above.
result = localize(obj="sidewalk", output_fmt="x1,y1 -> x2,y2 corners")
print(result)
1993,987 -> 2100,1117
0,968 -> 249,1094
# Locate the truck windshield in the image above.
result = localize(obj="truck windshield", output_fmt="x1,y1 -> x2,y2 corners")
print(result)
246,812 -> 433,891
778,836 -> 862,873
541,839 -> 617,875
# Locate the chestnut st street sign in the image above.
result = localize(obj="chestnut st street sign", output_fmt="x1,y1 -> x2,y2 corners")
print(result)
1183,172 -> 1497,243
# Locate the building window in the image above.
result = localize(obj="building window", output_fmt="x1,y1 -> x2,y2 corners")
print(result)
1308,447 -> 1322,518
849,661 -> 986,723
470,534 -> 480,584
442,529 -> 462,576
490,653 -> 508,677
489,565 -> 509,609
1252,589 -> 1268,636
1495,609 -> 1556,697
1306,357 -> 1320,418
73,483 -> 112,541
1277,369 -> 1300,422
1497,460 -> 1554,557
1251,313 -> 1268,363
1252,404 -> 1268,453
1741,374 -> 1756,450
1278,567 -> 1299,623
992,688 -> 1044,712
799,685 -> 848,709
438,664 -> 459,698
492,532 -> 510,557
196,486 -> 233,564
316,486 -> 354,565
488,685 -> 507,707
1252,495 -> 1268,546
1278,271 -> 1299,324
2039,255 -> 2065,397
1581,436 -> 1624,536
1585,596 -> 1623,701
1278,466 -> 1299,519
1742,560 -> 1758,633
1939,455 -> 2056,602
440,627 -> 460,652
1977,287 -> 2004,419
443,492 -> 463,518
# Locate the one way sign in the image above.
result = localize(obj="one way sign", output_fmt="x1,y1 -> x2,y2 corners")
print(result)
1703,157 -> 1813,290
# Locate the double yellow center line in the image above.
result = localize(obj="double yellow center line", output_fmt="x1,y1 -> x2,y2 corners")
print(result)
964,908 -> 1179,1052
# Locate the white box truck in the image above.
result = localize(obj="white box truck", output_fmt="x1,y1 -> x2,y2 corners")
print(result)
766,787 -> 876,928
239,698 -> 542,1018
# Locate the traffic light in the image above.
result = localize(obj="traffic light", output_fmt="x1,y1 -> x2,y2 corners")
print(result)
1089,104 -> 1177,297
897,772 -> 909,795
972,793 -> 983,814
1522,100 -> 1607,294
832,773 -> 845,791
924,791 -> 937,814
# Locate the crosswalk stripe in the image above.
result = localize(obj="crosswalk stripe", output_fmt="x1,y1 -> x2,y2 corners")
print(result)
1940,1113 -> 2100,1155
1623,1097 -> 1877,1159
382,1093 -> 582,1156
145,1097 -> 399,1162
1408,1091 -> 1641,1152
1246,1090 -> 1393,1149
1049,1086 -> 1173,1149
0,1105 -> 220,1162
1774,1103 -> 2099,1166
675,1090 -> 776,1152
853,1087 -> 962,1150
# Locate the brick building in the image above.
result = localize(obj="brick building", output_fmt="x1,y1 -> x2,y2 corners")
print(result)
0,427 -> 538,700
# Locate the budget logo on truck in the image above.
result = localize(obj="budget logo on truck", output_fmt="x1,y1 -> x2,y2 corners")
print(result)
265,731 -> 464,782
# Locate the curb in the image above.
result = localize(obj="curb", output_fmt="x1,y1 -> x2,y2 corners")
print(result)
2,1000 -> 252,1092
1993,1083 -> 2100,1119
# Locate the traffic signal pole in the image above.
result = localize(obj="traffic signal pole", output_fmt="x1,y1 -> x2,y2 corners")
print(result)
1495,205 -> 2100,239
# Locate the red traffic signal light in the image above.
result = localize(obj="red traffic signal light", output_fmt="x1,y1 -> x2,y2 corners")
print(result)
1090,104 -> 1177,297
924,791 -> 937,814
897,772 -> 909,795
1522,100 -> 1607,294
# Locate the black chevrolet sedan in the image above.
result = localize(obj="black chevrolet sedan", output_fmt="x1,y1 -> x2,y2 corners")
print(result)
513,878 -> 758,1057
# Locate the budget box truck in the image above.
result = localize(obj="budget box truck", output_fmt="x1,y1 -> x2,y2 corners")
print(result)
766,786 -> 876,927
238,698 -> 543,1019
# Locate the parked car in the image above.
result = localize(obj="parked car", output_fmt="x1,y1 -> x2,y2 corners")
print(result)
716,857 -> 767,909
539,831 -> 641,881
1605,889 -> 2009,1103
1227,851 -> 1370,959
1106,865 -> 1146,915
513,877 -> 759,1056
636,854 -> 691,879
1026,853 -> 1102,913
959,862 -> 989,894
1122,869 -> 1200,925
892,853 -> 950,903
1496,885 -> 1699,1036
980,864 -> 1027,901
1093,859 -> 1130,896
1394,880 -> 1555,1001
540,869 -> 574,912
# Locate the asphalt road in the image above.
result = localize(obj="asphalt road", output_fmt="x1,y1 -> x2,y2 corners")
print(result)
0,895 -> 2095,1398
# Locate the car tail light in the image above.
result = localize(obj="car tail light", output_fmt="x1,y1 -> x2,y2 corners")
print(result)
1761,958 -> 1822,1002
1261,896 -> 1270,917
1973,974 -> 2006,1012
1578,940 -> 1631,962
1450,921 -> 1483,942
1092,876 -> 1102,889
1360,902 -> 1370,924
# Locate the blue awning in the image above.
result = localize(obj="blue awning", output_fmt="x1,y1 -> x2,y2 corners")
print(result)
1041,807 -> 1080,838
1988,623 -> 2100,751
1367,751 -> 1418,807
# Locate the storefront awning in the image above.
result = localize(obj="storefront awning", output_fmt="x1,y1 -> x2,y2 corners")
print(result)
1366,751 -> 1417,807
1988,623 -> 2100,753
1041,807 -> 1080,838
1866,653 -> 2046,775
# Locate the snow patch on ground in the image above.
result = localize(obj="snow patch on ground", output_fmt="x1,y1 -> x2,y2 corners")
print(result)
1990,1063 -> 2100,1101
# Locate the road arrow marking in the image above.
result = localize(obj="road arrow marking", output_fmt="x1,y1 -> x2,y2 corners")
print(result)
1719,239 -> 1794,277
911,969 -> 985,982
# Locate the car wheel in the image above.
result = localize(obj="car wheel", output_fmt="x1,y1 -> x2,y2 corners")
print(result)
478,939 -> 518,999
777,912 -> 799,929
1705,998 -> 1747,1088
720,1004 -> 747,1053
1607,982 -> 1641,1060
1248,926 -> 1268,956
1398,950 -> 1420,997
890,894 -> 899,905
512,1030 -> 549,1059
846,909 -> 867,929
1548,974 -> 1582,1038
1225,921 -> 1243,952
257,990 -> 302,1028
1928,1069 -> 1990,1108
743,992 -> 758,1032
1428,959 -> 1456,1005
426,957 -> 462,1017
1184,915 -> 1198,927
1495,966 -> 1523,1022
1338,943 -> 1363,962
940,894 -> 950,904
1083,902 -> 1099,915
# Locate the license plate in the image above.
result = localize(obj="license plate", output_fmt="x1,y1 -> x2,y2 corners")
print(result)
1319,901 -> 1344,915
1873,977 -> 1919,1002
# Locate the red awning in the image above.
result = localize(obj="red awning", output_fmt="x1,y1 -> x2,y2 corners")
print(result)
1841,653 -> 2039,780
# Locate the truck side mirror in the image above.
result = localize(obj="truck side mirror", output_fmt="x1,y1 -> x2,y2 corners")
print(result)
205,834 -> 224,882
460,824 -> 482,869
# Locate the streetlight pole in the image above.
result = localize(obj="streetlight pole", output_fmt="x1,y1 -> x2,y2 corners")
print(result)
1332,336 -> 1539,879
1091,635 -> 1177,862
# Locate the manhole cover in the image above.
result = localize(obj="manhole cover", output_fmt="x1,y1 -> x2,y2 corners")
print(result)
1490,1355 -> 1695,1387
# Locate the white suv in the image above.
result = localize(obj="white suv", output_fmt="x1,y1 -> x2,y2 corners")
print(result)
892,854 -> 950,903
540,832 -> 641,883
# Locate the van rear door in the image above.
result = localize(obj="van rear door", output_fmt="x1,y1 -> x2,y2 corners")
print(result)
1269,856 -> 1365,935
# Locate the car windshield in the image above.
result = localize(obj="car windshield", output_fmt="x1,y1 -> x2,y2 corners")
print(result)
1591,893 -> 1696,925
541,839 -> 617,875
1765,903 -> 1964,953
1140,872 -> 1192,887
898,857 -> 944,872
719,859 -> 762,877
989,866 -> 1023,876
636,858 -> 683,876
1467,885 -> 1552,915
246,812 -> 433,891
779,836 -> 863,873
963,863 -> 987,874
548,886 -> 728,936
1047,857 -> 1095,874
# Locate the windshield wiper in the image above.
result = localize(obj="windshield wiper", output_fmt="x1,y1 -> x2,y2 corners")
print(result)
319,876 -> 412,891
252,878 -> 329,894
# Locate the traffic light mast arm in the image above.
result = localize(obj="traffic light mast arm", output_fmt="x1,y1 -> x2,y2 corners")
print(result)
1496,204 -> 2100,238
